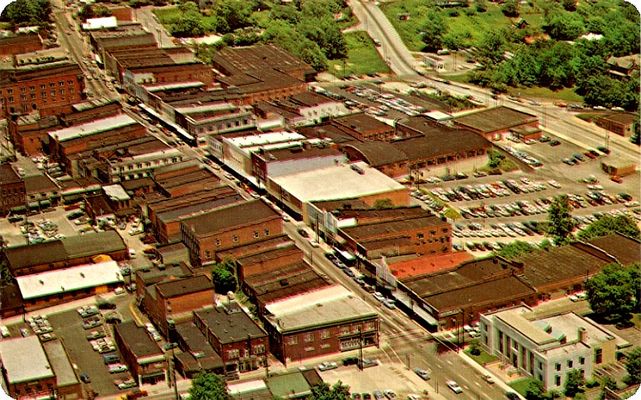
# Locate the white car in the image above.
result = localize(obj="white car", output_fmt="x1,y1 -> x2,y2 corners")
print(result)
317,361 -> 338,371
373,292 -> 385,302
108,364 -> 128,373
446,380 -> 463,394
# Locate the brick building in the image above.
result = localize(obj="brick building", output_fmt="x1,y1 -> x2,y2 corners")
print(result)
0,49 -> 84,118
332,113 -> 396,142
211,44 -> 316,105
263,285 -> 379,363
340,214 -> 452,259
8,97 -> 121,156
0,336 -> 58,399
147,188 -> 243,244
3,230 -> 127,277
400,256 -> 538,330
114,321 -> 167,385
595,112 -> 637,137
452,106 -> 539,141
173,102 -> 255,146
0,163 -> 26,215
173,321 -> 225,378
144,275 -> 215,335
266,161 -> 410,222
253,91 -> 350,127
48,114 -> 147,175
236,244 -> 304,283
193,303 -> 269,373
180,200 -> 283,266
0,32 -> 42,56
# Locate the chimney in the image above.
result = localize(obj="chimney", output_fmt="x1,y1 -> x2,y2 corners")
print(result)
578,327 -> 587,343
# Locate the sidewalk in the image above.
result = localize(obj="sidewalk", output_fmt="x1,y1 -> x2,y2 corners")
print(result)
458,351 -> 524,400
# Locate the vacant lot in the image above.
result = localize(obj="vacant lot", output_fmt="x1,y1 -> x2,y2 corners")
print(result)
328,31 -> 390,78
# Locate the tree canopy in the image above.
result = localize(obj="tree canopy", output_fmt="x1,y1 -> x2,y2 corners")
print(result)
547,195 -> 575,245
310,381 -> 351,400
496,241 -> 536,260
624,347 -> 641,385
585,263 -> 640,323
211,259 -> 238,294
577,214 -> 641,241
564,369 -> 585,397
1,0 -> 52,27
189,373 -> 231,400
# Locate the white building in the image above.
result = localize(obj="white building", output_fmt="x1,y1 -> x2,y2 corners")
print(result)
480,306 -> 630,390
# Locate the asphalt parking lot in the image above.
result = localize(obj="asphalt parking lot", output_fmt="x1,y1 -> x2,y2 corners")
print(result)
47,307 -> 132,397
0,205 -> 90,247
319,361 -> 431,398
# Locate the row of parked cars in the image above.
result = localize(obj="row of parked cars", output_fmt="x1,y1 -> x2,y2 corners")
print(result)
428,177 -> 555,204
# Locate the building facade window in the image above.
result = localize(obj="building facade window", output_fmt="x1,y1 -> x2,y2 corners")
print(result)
320,329 -> 330,339
304,333 -> 314,343
287,336 -> 297,345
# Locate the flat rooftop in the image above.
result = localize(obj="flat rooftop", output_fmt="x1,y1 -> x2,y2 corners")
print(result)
181,199 -> 280,237
587,233 -> 641,265
16,260 -> 123,300
115,321 -> 163,359
155,275 -> 213,299
49,114 -> 137,142
453,106 -> 538,133
195,304 -> 267,344
0,336 -> 54,384
270,161 -> 405,203
42,340 -> 78,387
342,215 -> 445,241
265,285 -> 377,333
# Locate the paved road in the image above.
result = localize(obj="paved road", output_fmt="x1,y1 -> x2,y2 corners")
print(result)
52,3 -> 116,100
423,79 -> 639,162
283,222 -> 507,400
135,6 -> 175,48
348,0 -> 418,78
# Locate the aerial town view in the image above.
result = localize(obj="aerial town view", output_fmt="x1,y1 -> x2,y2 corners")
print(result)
0,0 -> 639,398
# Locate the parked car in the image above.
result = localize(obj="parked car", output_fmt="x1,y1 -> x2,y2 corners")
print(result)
80,373 -> 91,383
373,292 -> 385,302
317,361 -> 338,371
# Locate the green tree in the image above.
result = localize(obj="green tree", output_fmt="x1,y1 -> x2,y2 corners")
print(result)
310,381 -> 350,400
631,116 -> 640,145
524,379 -> 546,400
211,259 -> 237,294
585,264 -> 637,323
373,198 -> 394,209
577,214 -> 641,241
547,195 -> 575,245
544,11 -> 584,40
487,149 -> 505,168
564,369 -> 585,397
497,241 -> 536,260
501,0 -> 519,17
170,12 -> 205,37
477,30 -> 506,65
178,1 -> 199,13
420,11 -> 447,52
624,347 -> 641,384
189,372 -> 230,400
32,0 -> 52,22
598,376 -> 617,400
3,0 -> 34,25
215,0 -> 254,34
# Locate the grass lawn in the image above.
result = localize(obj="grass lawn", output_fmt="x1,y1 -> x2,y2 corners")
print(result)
153,6 -> 181,25
381,2 -> 544,51
510,377 -> 540,396
328,31 -> 390,77
464,348 -> 498,365
510,86 -> 584,103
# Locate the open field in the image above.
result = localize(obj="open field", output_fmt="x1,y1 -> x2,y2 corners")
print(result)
328,31 -> 390,77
